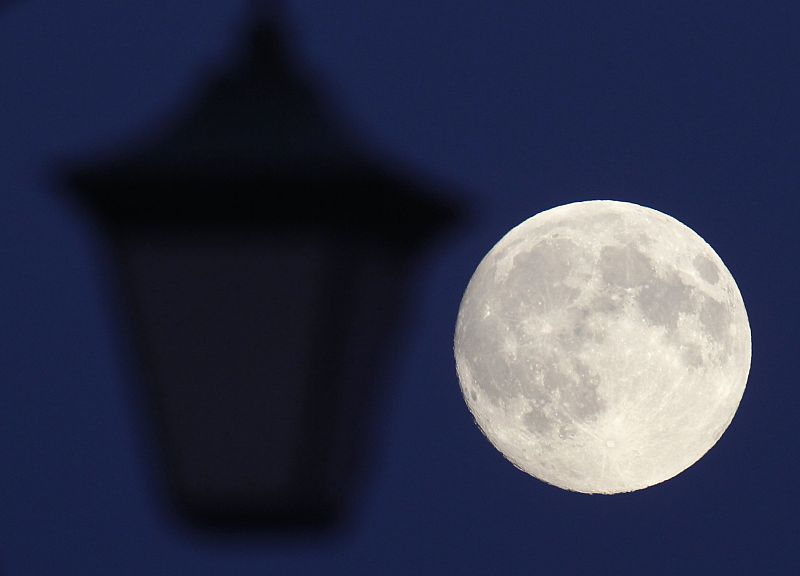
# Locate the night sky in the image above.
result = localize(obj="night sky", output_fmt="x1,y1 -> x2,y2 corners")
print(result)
2,1 -> 799,574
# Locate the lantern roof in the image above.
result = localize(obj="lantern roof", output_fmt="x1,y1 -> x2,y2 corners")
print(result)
67,20 -> 457,249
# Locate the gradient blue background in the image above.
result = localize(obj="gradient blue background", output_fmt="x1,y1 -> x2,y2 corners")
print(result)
1,1 -> 798,574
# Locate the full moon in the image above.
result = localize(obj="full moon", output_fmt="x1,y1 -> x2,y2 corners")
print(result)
454,200 -> 751,494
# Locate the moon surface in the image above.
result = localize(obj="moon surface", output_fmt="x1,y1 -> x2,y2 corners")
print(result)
454,200 -> 751,494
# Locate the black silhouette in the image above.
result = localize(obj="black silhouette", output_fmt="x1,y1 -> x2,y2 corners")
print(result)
67,12 -> 458,530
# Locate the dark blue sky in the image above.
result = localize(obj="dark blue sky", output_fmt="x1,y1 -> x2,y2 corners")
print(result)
1,1 -> 798,574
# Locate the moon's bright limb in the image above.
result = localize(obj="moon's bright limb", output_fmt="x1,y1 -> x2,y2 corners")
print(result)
454,200 -> 751,494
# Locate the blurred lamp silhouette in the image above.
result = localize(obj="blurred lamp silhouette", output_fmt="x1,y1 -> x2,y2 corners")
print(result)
67,5 -> 456,529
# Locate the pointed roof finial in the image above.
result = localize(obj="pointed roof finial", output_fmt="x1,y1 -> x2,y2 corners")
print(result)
247,0 -> 286,26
